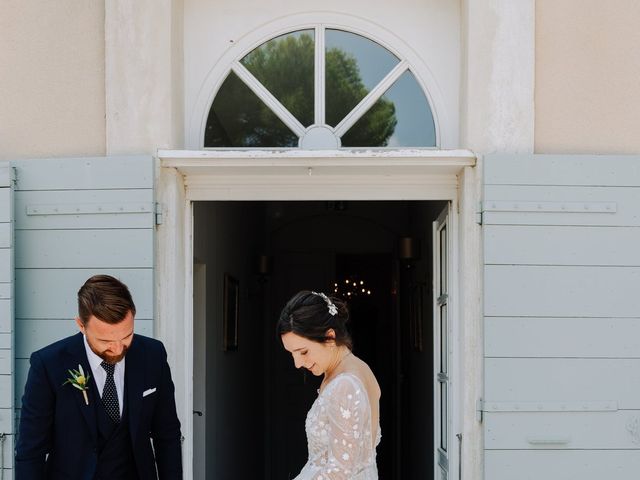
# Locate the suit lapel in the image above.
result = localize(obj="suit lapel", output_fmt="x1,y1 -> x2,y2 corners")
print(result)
64,333 -> 98,444
125,335 -> 145,445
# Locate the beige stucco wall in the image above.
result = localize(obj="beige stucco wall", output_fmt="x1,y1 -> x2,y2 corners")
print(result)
535,0 -> 640,154
0,0 -> 105,160
3,1 -> 638,157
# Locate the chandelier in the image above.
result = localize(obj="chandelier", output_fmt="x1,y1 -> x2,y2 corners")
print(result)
333,277 -> 372,299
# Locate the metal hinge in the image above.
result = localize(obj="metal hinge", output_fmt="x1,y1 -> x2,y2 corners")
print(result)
155,202 -> 164,225
482,201 -> 617,214
476,399 -> 484,423
476,202 -> 483,225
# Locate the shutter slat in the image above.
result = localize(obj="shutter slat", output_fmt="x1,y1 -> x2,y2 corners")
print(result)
485,154 -> 640,186
15,229 -> 153,268
485,317 -> 640,358
486,450 -> 640,480
484,185 -> 640,226
486,410 -> 640,449
485,225 -> 640,266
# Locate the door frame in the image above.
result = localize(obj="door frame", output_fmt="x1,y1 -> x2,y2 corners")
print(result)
155,148 -> 482,479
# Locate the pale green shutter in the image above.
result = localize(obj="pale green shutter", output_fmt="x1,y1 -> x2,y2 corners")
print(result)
0,162 -> 15,477
483,155 -> 640,479
13,156 -> 156,427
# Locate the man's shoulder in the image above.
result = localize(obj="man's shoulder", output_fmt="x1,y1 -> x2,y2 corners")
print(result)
132,334 -> 167,354
33,333 -> 82,360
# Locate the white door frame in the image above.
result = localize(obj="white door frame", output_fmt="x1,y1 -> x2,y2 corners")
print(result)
155,148 -> 481,479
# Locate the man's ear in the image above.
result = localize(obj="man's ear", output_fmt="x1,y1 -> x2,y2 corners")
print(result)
75,316 -> 85,333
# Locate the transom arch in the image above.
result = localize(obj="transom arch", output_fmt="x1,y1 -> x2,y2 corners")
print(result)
190,13 -> 452,149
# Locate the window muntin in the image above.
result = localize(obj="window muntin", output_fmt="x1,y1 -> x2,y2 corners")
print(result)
205,27 -> 436,149
240,30 -> 315,127
204,71 -> 298,148
325,29 -> 399,127
342,70 -> 436,147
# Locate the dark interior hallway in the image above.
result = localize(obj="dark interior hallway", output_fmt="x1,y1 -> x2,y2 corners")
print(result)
192,200 -> 446,479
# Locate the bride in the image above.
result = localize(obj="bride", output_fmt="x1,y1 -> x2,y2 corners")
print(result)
278,291 -> 381,480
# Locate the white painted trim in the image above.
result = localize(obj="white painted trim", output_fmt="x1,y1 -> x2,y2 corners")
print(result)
458,162 -> 484,480
449,196 -> 462,480
159,148 -> 474,161
189,13 -> 452,149
155,167 -> 191,478
182,199 -> 194,480
156,149 -> 479,479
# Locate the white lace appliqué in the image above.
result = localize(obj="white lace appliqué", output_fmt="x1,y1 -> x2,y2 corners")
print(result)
293,374 -> 381,480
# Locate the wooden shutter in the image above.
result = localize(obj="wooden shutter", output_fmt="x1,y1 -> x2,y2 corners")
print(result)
13,156 -> 156,429
0,162 -> 14,477
483,155 -> 640,479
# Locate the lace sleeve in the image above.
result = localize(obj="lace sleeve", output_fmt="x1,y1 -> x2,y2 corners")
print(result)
308,375 -> 371,480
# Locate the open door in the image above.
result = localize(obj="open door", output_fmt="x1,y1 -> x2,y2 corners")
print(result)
192,262 -> 206,480
434,205 -> 451,480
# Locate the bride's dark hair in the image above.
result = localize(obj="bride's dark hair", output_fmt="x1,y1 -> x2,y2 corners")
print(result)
277,290 -> 352,349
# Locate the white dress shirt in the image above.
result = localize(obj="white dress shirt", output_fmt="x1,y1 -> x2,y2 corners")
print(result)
83,334 -> 125,416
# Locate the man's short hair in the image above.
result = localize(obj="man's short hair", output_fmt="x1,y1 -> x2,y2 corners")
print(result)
77,274 -> 136,324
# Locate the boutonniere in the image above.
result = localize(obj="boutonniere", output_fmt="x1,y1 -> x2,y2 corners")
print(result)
63,364 -> 91,405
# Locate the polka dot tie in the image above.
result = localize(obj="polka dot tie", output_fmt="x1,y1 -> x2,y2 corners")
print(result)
100,361 -> 120,423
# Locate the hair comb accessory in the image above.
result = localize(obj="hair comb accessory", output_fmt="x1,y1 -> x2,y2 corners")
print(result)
311,291 -> 338,316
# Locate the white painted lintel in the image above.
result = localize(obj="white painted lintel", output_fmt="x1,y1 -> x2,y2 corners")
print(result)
159,149 -> 476,177
159,148 -> 475,161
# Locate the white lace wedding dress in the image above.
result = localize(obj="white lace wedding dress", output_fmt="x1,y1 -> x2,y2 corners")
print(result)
294,372 -> 381,480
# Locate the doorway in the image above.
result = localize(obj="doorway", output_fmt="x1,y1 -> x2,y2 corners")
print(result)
192,200 -> 448,479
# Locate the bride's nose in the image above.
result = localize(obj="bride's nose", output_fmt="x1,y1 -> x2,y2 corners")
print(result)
294,356 -> 306,369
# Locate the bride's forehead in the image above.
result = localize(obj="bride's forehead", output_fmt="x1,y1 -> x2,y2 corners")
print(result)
281,332 -> 316,351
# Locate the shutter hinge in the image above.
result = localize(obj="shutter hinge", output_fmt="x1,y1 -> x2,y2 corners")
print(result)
476,398 -> 484,423
155,202 -> 164,225
476,202 -> 483,225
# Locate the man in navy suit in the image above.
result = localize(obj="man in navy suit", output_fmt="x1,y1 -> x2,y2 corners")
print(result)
15,275 -> 183,479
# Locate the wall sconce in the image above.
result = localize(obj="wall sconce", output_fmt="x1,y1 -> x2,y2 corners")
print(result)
398,236 -> 420,263
255,254 -> 272,282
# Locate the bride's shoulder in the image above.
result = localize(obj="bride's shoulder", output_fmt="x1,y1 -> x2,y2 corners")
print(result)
330,369 -> 380,400
322,372 -> 367,402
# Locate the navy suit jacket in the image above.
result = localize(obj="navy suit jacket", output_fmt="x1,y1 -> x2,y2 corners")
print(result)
15,333 -> 182,479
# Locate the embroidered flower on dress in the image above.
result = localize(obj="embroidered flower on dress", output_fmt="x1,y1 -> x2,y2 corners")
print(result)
340,407 -> 352,419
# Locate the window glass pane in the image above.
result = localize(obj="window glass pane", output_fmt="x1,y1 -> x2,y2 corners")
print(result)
341,70 -> 436,147
204,71 -> 298,148
440,382 -> 448,451
440,304 -> 447,373
440,225 -> 447,294
241,30 -> 315,127
326,29 -> 399,127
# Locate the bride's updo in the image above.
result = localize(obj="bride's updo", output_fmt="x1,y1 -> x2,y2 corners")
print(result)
277,290 -> 352,350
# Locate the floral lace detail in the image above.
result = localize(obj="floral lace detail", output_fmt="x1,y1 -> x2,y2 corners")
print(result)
293,373 -> 381,480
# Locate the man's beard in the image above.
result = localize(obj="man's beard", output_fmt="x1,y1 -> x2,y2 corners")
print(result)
100,347 -> 128,364
88,341 -> 129,364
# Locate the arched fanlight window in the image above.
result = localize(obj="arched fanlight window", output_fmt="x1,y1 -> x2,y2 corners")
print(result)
205,28 -> 436,149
